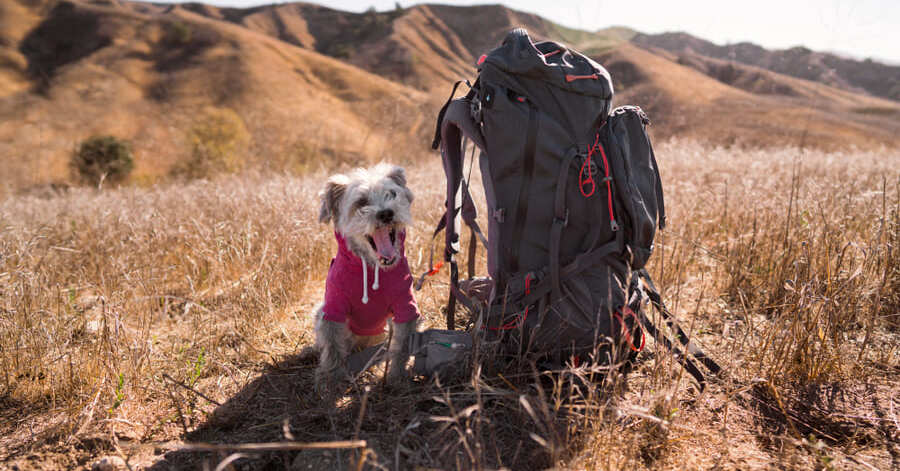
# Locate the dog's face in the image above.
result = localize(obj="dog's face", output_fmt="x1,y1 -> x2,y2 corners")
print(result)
319,163 -> 414,268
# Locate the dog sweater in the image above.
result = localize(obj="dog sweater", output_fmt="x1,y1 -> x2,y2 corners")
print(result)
322,231 -> 420,336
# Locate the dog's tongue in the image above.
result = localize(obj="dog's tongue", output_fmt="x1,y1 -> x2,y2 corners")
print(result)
371,227 -> 397,260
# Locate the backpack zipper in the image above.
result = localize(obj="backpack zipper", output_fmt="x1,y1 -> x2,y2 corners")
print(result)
582,132 -> 619,231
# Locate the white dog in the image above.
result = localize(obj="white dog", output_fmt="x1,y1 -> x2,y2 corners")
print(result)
314,163 -> 419,390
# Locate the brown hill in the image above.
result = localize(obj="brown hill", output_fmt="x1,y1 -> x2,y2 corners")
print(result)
1,0 -> 898,195
0,0 -> 431,192
632,31 -> 900,101
598,43 -> 900,147
180,2 -> 612,91
177,1 -> 900,147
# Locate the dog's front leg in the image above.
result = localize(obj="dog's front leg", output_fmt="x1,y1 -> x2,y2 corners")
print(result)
315,314 -> 352,394
387,319 -> 416,385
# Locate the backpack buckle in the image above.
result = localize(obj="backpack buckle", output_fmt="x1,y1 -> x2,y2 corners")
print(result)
492,207 -> 505,223
470,98 -> 483,122
579,154 -> 599,176
554,209 -> 569,227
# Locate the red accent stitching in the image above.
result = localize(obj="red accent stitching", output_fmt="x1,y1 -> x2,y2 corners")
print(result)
565,73 -> 598,82
543,49 -> 562,58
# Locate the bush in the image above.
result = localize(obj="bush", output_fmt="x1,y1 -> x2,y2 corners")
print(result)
178,107 -> 250,179
166,21 -> 193,46
70,135 -> 134,186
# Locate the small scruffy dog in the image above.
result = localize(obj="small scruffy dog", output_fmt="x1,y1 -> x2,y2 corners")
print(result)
314,163 -> 419,389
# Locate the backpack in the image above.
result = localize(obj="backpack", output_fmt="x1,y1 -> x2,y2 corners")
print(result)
423,28 -> 720,387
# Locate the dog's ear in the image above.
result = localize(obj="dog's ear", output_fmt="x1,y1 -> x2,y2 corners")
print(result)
386,165 -> 414,203
386,165 -> 406,187
319,175 -> 349,223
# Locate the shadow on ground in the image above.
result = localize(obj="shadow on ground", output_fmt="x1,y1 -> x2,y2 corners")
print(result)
147,349 -> 571,470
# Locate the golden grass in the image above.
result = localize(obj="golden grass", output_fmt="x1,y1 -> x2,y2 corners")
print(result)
1,140 -> 898,469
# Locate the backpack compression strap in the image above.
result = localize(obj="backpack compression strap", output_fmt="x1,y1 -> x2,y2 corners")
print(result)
634,269 -> 722,390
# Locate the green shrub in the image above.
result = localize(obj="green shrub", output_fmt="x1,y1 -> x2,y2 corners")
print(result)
165,21 -> 193,46
71,135 -> 134,186
177,107 -> 250,179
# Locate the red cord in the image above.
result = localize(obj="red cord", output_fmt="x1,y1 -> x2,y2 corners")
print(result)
614,307 -> 645,352
485,273 -> 532,331
426,261 -> 444,276
565,74 -> 598,82
595,138 -> 618,230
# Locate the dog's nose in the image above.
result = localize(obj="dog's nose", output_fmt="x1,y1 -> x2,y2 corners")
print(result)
376,209 -> 394,223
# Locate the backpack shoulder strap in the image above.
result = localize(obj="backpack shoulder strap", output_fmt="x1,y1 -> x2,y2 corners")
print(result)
435,97 -> 487,329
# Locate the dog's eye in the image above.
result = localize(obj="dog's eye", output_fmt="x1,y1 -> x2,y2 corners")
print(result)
386,189 -> 397,200
354,197 -> 369,209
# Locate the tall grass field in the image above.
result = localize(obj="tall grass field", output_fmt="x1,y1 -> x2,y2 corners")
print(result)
1,141 -> 898,470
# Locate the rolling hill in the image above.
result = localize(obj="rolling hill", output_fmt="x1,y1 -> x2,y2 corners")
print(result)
0,0 -> 431,192
153,1 -> 900,148
1,0 -> 898,195
632,31 -> 900,101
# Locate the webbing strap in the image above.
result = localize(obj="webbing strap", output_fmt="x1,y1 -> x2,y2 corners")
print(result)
436,97 -> 487,330
447,260 -> 458,329
439,99 -> 486,265
550,148 -> 579,300
649,144 -> 667,230
502,235 -> 623,313
508,104 -> 539,273
415,185 -> 488,290
467,228 -> 477,280
638,269 -> 722,375
635,309 -> 708,390
431,80 -> 465,150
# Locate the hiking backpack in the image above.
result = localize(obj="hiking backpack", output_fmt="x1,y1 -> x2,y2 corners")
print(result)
423,28 -> 720,387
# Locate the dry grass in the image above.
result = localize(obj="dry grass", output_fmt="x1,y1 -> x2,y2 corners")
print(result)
1,141 -> 898,470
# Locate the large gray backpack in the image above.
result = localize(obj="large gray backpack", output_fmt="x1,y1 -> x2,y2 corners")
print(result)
424,29 -> 719,387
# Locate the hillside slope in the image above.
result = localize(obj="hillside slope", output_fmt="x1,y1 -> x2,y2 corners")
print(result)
178,2 -> 625,91
0,0 -> 431,191
1,0 -> 898,194
176,1 -> 899,148
598,43 -> 900,147
633,31 -> 900,101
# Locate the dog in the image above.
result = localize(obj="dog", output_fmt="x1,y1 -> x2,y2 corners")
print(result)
314,163 -> 419,391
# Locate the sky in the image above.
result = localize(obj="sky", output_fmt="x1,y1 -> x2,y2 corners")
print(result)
155,0 -> 900,64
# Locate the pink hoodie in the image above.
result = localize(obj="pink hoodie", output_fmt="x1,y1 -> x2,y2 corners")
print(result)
321,231 -> 420,336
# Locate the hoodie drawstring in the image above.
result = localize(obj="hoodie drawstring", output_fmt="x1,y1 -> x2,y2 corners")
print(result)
361,261 -> 369,304
361,261 -> 380,304
373,263 -> 380,291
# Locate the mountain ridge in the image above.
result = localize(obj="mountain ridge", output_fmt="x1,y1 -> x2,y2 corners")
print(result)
1,0 -> 897,193
632,31 -> 900,102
